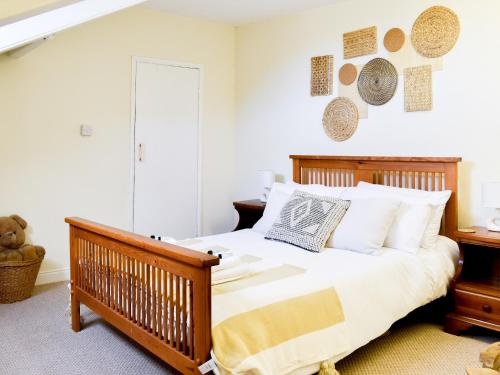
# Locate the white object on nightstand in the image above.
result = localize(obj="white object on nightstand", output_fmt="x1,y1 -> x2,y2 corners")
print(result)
80,125 -> 93,136
483,182 -> 500,232
258,170 -> 275,203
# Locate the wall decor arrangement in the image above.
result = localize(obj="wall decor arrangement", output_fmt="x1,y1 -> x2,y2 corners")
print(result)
310,55 -> 334,96
343,26 -> 377,59
357,58 -> 398,106
384,28 -> 405,52
387,34 -> 443,75
322,97 -> 359,141
339,63 -> 357,86
411,6 -> 460,58
311,5 -> 460,142
404,65 -> 433,112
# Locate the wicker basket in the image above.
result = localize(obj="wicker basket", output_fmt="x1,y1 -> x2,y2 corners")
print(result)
0,255 -> 44,303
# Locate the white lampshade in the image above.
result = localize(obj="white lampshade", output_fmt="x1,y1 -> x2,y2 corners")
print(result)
482,182 -> 500,208
258,170 -> 275,189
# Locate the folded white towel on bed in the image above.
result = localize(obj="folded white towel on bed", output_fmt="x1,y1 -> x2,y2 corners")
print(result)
212,255 -> 243,273
212,264 -> 250,285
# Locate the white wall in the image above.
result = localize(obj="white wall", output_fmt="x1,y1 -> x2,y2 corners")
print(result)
235,0 -> 500,228
0,6 -> 235,283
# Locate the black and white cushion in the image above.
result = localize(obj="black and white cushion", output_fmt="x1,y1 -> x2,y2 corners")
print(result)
265,190 -> 350,252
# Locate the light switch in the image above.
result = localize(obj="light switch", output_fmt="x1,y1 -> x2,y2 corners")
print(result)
80,125 -> 93,136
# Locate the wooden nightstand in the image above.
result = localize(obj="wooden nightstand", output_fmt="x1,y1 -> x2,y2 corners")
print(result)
445,227 -> 500,335
233,200 -> 266,231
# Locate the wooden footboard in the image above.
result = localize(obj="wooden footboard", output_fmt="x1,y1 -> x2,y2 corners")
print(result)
66,217 -> 219,375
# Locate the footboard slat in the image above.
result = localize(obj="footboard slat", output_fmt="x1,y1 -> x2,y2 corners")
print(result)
176,274 -> 181,351
169,272 -> 175,347
163,270 -> 168,344
182,277 -> 188,355
67,217 -> 218,375
189,279 -> 194,359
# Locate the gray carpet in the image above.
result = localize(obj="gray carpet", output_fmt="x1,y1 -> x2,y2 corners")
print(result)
0,282 -> 177,375
0,282 -> 498,375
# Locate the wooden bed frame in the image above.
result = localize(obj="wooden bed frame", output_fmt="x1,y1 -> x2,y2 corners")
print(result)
67,155 -> 461,374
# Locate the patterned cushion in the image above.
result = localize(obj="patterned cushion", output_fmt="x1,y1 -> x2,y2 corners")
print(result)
265,191 -> 350,252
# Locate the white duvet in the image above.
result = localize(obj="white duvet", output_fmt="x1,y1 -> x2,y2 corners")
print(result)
193,228 -> 458,373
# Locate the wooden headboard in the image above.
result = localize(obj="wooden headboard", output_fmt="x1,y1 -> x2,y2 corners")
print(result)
290,155 -> 462,239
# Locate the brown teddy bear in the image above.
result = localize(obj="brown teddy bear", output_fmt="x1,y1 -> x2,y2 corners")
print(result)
0,215 -> 45,262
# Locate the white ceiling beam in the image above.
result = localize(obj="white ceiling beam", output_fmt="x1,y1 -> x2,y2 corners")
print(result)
0,0 -> 147,55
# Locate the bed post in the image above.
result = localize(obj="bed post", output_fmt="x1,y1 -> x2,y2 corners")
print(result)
69,226 -> 81,332
444,162 -> 459,240
193,268 -> 213,370
292,158 -> 301,183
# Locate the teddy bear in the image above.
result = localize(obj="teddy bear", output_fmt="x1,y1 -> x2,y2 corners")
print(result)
0,215 -> 45,262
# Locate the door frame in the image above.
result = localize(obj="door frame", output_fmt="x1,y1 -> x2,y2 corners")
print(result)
129,56 -> 203,236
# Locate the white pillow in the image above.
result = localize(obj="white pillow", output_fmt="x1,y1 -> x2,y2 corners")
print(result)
252,182 -> 345,234
286,182 -> 347,198
340,187 -> 432,253
252,183 -> 295,234
384,203 -> 432,253
327,198 -> 401,254
357,182 -> 451,249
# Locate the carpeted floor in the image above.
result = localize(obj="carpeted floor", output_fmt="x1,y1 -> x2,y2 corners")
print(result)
1,282 -> 498,375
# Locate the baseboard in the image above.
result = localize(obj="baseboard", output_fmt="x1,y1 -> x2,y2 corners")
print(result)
36,267 -> 69,285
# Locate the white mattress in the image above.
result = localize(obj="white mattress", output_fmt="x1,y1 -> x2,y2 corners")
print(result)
197,229 -> 458,364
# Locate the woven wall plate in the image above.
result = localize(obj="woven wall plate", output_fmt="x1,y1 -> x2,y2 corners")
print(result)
358,57 -> 398,105
404,65 -> 432,112
322,97 -> 359,142
311,55 -> 334,96
411,6 -> 460,58
343,26 -> 377,59
339,63 -> 357,86
357,58 -> 398,106
384,28 -> 405,52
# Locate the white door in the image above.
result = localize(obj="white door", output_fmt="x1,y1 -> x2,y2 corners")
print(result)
133,59 -> 200,239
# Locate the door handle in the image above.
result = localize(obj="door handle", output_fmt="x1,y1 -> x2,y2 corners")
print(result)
138,143 -> 144,162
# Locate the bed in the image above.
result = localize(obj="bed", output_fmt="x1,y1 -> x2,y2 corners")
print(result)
66,155 -> 461,374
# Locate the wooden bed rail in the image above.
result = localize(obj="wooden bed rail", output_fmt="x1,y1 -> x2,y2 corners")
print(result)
66,217 -> 219,374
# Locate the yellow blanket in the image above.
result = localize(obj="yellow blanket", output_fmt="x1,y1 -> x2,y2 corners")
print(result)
210,261 -> 348,374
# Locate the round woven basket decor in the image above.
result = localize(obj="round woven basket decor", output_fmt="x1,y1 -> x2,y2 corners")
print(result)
357,58 -> 398,106
339,63 -> 357,86
322,97 -> 359,142
411,6 -> 460,58
384,28 -> 405,52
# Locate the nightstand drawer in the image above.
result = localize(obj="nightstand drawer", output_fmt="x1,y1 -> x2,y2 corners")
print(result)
455,289 -> 500,322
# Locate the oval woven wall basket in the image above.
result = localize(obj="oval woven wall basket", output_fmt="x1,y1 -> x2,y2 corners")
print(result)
322,97 -> 359,142
357,58 -> 398,106
411,6 -> 460,58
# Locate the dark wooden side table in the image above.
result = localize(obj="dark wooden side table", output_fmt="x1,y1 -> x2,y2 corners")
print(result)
233,200 -> 266,231
445,226 -> 500,335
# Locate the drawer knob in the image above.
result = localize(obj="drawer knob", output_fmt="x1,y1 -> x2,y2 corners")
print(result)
482,304 -> 492,313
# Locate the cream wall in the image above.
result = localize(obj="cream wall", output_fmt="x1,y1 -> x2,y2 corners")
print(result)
1,0 -> 63,20
235,0 -> 500,228
0,6 -> 235,282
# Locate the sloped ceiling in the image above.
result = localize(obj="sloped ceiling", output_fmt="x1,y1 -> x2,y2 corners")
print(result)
0,0 -> 147,54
